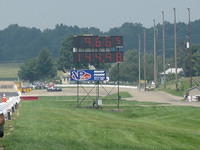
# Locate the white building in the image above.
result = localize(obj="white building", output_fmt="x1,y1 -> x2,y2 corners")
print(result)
160,68 -> 184,84
186,87 -> 200,102
160,68 -> 184,75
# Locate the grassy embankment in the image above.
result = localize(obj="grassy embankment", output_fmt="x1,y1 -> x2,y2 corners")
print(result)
0,63 -> 22,81
1,93 -> 200,150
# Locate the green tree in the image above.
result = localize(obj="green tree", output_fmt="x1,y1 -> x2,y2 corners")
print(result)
191,45 -> 200,76
109,49 -> 160,83
57,36 -> 74,72
18,48 -> 57,81
179,45 -> 200,77
18,58 -> 39,82
37,48 -> 57,80
109,50 -> 139,82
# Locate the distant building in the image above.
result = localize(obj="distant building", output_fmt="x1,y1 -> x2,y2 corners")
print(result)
160,68 -> 184,75
186,87 -> 200,102
160,68 -> 184,84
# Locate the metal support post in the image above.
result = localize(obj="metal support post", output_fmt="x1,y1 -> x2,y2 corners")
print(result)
162,11 -> 166,88
174,8 -> 178,90
117,59 -> 120,109
138,35 -> 141,91
144,29 -> 147,91
188,8 -> 193,88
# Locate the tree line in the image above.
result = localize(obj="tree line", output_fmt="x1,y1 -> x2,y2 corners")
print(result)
19,36 -> 200,84
0,20 -> 200,62
14,20 -> 200,82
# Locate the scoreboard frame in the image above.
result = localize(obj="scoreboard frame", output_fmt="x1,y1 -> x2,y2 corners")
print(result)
73,35 -> 124,63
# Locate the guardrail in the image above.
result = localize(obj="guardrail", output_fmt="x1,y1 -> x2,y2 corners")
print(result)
0,96 -> 21,137
0,97 -> 20,119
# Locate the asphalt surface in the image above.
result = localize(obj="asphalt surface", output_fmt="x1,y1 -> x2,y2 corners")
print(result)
0,92 -> 19,98
23,85 -> 200,107
0,81 -> 199,107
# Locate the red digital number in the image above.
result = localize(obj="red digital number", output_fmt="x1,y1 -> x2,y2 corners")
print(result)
116,52 -> 123,62
115,36 -> 122,45
95,53 -> 104,63
85,53 -> 92,62
76,53 -> 81,62
105,37 -> 112,47
105,52 -> 112,62
95,37 -> 101,48
84,37 -> 92,47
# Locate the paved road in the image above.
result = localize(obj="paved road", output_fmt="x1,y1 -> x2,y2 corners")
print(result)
0,81 -> 18,99
23,84 -> 200,107
0,92 -> 19,98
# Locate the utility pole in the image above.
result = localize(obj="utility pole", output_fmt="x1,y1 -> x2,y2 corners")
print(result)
162,11 -> 166,88
187,8 -> 192,88
144,29 -> 147,91
174,8 -> 178,90
153,19 -> 157,87
138,34 -> 141,91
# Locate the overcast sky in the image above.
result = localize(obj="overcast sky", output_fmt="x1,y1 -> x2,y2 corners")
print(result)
0,0 -> 199,31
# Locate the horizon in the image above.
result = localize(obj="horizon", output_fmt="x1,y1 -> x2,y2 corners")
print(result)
2,18 -> 200,32
0,0 -> 199,32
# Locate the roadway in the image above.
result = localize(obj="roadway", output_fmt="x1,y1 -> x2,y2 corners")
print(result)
22,84 -> 200,107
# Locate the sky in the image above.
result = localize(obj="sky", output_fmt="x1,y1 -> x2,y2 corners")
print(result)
0,0 -> 199,31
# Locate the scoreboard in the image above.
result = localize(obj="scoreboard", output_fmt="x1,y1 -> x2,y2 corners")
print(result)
73,35 -> 124,63
73,36 -> 123,49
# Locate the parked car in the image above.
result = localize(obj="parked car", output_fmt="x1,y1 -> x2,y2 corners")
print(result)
32,81 -> 46,89
47,87 -> 62,92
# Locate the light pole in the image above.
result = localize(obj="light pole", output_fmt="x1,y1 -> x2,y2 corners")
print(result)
162,11 -> 166,88
187,8 -> 192,88
174,8 -> 178,90
153,19 -> 157,87
144,29 -> 147,91
138,34 -> 141,91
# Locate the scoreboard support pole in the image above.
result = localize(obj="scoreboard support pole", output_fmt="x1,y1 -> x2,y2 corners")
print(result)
95,51 -> 100,108
77,80 -> 79,107
77,48 -> 80,108
117,48 -> 120,109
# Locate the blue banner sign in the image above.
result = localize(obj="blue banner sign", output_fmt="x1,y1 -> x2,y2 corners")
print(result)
70,70 -> 106,81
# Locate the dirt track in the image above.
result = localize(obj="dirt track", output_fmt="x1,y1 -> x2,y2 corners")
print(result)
23,85 -> 200,107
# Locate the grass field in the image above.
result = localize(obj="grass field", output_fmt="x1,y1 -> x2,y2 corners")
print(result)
1,94 -> 200,150
0,63 -> 22,80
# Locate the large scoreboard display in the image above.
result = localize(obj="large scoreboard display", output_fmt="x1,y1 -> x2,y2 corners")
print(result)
73,35 -> 124,63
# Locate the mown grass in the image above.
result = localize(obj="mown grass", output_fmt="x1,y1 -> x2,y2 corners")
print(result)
103,91 -> 132,100
0,63 -> 22,80
1,95 -> 200,150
